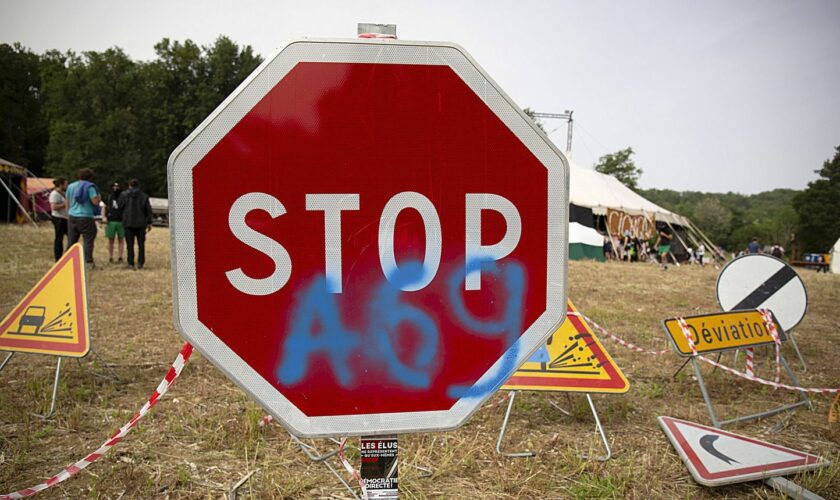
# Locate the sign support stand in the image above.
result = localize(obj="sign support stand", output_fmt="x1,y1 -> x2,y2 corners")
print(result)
495,391 -> 611,461
0,351 -> 13,371
786,333 -> 808,372
690,354 -> 810,428
34,357 -> 62,419
764,476 -> 824,500
287,432 -> 361,499
495,392 -> 534,458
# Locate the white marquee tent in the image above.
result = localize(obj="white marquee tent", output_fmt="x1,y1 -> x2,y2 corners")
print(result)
563,154 -> 719,262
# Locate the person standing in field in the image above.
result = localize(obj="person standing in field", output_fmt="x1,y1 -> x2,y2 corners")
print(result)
49,177 -> 69,261
770,243 -> 785,260
655,224 -> 673,269
696,243 -> 706,267
104,182 -> 125,264
748,237 -> 761,254
65,168 -> 101,267
119,178 -> 152,270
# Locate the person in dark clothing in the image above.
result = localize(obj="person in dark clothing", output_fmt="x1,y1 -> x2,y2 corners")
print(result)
49,177 -> 69,261
655,225 -> 673,269
119,179 -> 153,270
104,182 -> 125,263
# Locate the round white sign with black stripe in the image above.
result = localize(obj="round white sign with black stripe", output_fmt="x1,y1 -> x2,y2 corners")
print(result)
716,254 -> 807,331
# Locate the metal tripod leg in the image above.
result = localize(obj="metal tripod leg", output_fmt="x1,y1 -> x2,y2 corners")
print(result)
0,352 -> 13,372
580,394 -> 611,462
786,332 -> 807,372
34,357 -> 62,419
288,432 -> 340,462
88,347 -> 121,381
495,392 -> 534,458
288,433 -> 360,499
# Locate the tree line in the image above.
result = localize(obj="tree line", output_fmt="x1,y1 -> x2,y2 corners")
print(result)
2,39 -> 837,253
596,147 -> 839,255
1,37 -> 262,197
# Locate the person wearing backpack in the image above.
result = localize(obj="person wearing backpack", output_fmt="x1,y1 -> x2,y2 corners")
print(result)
119,178 -> 153,270
771,243 -> 785,260
65,168 -> 101,267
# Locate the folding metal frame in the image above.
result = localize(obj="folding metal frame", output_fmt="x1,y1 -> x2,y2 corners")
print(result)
495,391 -> 611,461
690,353 -> 810,428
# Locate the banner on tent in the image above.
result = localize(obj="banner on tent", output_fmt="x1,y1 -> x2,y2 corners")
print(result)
606,209 -> 655,239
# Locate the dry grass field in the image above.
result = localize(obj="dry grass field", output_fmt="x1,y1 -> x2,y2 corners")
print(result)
1,224 -> 838,499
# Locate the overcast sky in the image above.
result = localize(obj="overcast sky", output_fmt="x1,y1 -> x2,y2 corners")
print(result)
3,0 -> 838,194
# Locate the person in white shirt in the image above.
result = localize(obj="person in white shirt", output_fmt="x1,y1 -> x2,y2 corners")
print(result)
49,177 -> 69,261
696,243 -> 706,267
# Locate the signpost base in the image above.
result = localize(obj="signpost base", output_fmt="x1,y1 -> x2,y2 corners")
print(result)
691,355 -> 811,428
0,351 -> 13,371
33,357 -> 62,419
288,432 -> 360,499
495,391 -> 611,461
764,476 -> 825,500
786,332 -> 808,372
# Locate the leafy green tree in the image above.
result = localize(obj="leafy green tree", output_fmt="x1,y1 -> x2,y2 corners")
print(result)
37,36 -> 262,196
594,147 -> 643,190
793,145 -> 840,252
641,188 -> 799,251
0,43 -> 48,173
692,198 -> 732,244
41,47 -> 146,189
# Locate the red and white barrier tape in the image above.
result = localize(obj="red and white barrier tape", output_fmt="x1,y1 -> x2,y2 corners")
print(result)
358,33 -> 397,39
570,312 -> 669,356
674,317 -> 840,394
1,343 -> 194,500
744,348 -> 755,377
482,391 -> 513,410
759,308 -> 782,385
338,438 -> 367,497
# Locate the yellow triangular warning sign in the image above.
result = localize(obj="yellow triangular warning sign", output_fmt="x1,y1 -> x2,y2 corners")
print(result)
502,300 -> 629,393
0,243 -> 89,357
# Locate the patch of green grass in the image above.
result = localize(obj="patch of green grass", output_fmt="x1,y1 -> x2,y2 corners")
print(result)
570,472 -> 625,499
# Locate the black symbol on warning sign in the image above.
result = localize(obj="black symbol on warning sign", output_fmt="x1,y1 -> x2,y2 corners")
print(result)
519,332 -> 608,376
699,434 -> 740,465
12,303 -> 74,339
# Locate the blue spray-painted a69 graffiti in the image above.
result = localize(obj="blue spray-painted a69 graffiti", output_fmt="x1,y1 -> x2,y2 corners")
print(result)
277,256 -> 524,400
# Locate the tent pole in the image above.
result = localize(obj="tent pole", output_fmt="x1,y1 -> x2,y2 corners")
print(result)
603,219 -> 620,260
664,220 -> 691,263
0,175 -> 37,227
686,223 -> 722,264
687,220 -> 726,262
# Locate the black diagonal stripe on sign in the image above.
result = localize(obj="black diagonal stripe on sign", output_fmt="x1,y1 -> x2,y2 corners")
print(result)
732,265 -> 797,310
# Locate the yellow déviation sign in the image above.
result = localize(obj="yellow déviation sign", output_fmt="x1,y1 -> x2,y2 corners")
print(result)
662,309 -> 787,357
0,243 -> 90,357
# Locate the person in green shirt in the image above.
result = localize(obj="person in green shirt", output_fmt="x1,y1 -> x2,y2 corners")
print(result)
65,168 -> 101,266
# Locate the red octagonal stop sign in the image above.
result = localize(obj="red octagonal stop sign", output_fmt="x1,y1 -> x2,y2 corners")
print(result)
169,39 -> 568,437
